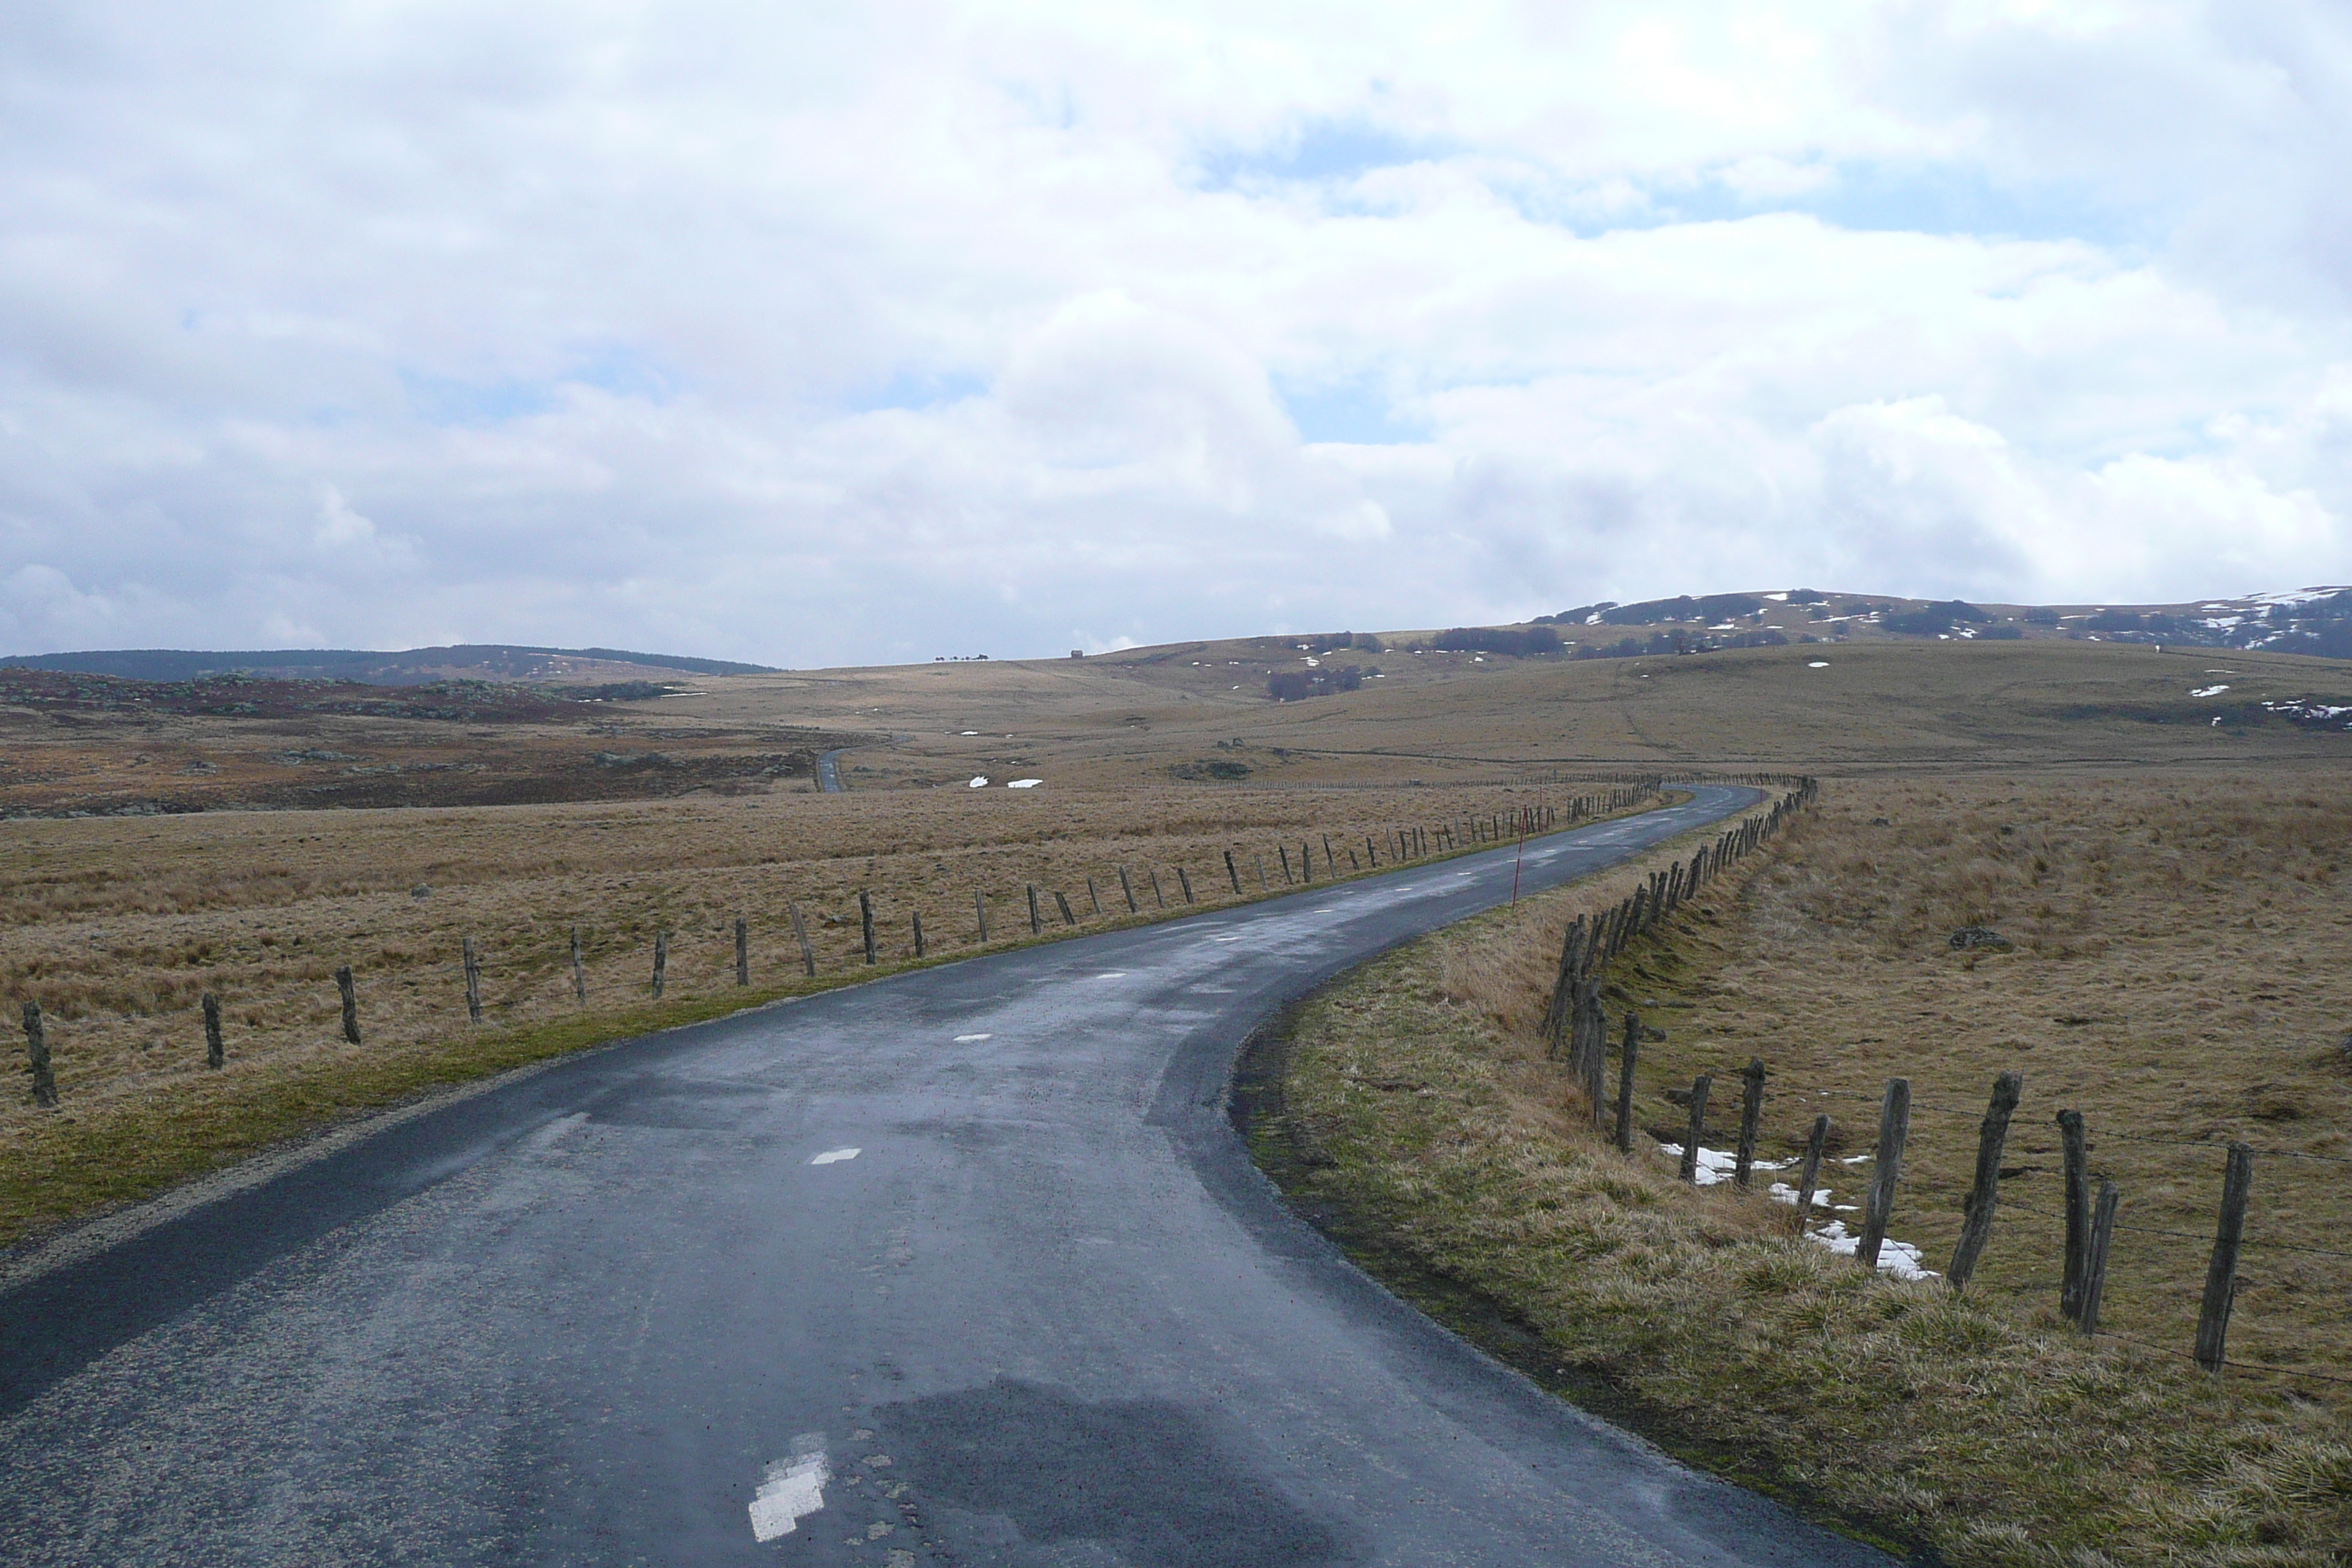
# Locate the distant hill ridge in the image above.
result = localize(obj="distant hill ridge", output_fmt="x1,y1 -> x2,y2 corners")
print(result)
0,644 -> 775,686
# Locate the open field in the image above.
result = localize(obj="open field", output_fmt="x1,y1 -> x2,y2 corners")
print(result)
12,635 -> 2352,816
0,777 -> 1632,1247
1245,778 -> 2352,1564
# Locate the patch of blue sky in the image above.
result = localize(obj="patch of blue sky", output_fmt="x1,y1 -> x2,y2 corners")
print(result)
1511,159 -> 2155,251
1194,116 -> 1452,192
843,370 -> 987,415
401,346 -> 678,426
1276,374 -> 1428,446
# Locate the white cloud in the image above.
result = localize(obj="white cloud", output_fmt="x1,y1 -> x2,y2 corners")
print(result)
0,1 -> 2348,663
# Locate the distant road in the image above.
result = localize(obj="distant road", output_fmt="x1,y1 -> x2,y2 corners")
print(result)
816,747 -> 845,791
0,785 -> 1888,1566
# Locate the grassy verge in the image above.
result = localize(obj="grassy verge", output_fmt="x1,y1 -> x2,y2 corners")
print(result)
1237,826 -> 2352,1566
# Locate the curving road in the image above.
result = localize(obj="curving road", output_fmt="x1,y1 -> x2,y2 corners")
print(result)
817,748 -> 847,791
0,785 -> 1890,1567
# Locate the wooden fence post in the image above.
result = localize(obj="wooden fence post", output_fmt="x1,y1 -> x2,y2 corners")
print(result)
1177,867 -> 1194,904
337,965 -> 362,1043
1365,835 -> 1378,867
2194,1143 -> 2254,1372
1948,1070 -> 2024,1292
971,889 -> 989,945
1300,840 -> 1314,881
1119,866 -> 1138,913
2059,1109 -> 2090,1319
1678,1074 -> 1711,1182
1027,884 -> 1043,934
1053,890 -> 1077,927
462,936 -> 483,1023
789,902 -> 818,976
1253,854 -> 1267,890
1224,851 -> 1243,894
735,918 -> 750,987
2079,1180 -> 2121,1335
1086,877 -> 1102,916
651,935 -> 668,998
202,992 -> 225,1069
1795,1114 -> 1831,1223
1855,1078 -> 1911,1270
1278,845 -> 1294,884
1149,870 -> 1166,909
912,911 -> 926,959
570,927 -> 588,1003
1613,1010 -> 1637,1153
21,1000 -> 55,1107
860,892 -> 878,964
1734,1059 -> 1766,1189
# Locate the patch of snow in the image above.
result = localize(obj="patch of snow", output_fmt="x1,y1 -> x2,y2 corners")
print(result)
1764,592 -> 1790,602
1806,1220 -> 1936,1278
1806,660 -> 1829,668
1767,1181 -> 1832,1207
1655,1142 -> 1793,1187
2190,685 -> 2228,697
967,776 -> 989,788
1006,778 -> 1043,788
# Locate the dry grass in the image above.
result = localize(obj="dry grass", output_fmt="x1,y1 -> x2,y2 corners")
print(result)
0,777 -> 1618,1249
1258,799 -> 2352,1564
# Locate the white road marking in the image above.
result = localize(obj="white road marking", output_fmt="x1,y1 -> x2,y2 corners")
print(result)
953,1033 -> 991,1043
1206,934 -> 1244,943
1095,971 -> 1127,979
810,1147 -> 862,1165
749,1436 -> 832,1540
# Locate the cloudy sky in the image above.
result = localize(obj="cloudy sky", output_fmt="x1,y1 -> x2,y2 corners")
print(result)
4,1 -> 2350,666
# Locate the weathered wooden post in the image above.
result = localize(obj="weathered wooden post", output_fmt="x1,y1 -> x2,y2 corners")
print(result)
462,936 -> 483,1023
911,911 -> 926,959
2079,1180 -> 2121,1335
1948,1071 -> 2024,1292
2058,1109 -> 2090,1319
1177,867 -> 1194,904
735,918 -> 750,987
2194,1144 -> 2254,1372
1149,870 -> 1166,909
650,935 -> 668,998
202,992 -> 225,1069
1278,845 -> 1294,884
1053,890 -> 1077,927
1613,1010 -> 1638,1152
337,966 -> 361,1043
860,892 -> 878,965
1252,854 -> 1267,890
1795,1114 -> 1831,1223
1086,877 -> 1102,916
1855,1078 -> 1912,1270
1118,866 -> 1139,913
569,927 -> 587,1003
1577,990 -> 1606,1119
1027,884 -> 1043,934
1365,835 -> 1378,867
1678,1074 -> 1711,1183
21,1000 -> 55,1107
972,889 -> 989,945
788,901 -> 818,976
1302,840 -> 1314,881
1224,851 -> 1243,894
1734,1059 -> 1766,1189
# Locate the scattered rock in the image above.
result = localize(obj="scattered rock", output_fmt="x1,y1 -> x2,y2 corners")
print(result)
1869,816 -> 1891,826
1949,926 -> 2014,951
410,884 -> 431,900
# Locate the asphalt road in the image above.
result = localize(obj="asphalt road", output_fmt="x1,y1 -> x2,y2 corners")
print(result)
0,785 -> 1893,1567
817,749 -> 846,792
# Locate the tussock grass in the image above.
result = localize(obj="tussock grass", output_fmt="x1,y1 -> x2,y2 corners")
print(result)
1257,782 -> 2352,1564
